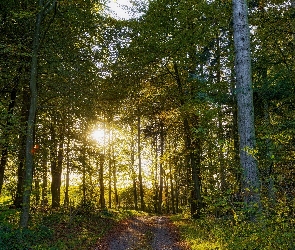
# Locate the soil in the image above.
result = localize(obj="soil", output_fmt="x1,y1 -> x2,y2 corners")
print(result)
95,216 -> 190,250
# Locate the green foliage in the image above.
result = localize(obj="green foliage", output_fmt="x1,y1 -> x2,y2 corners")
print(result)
172,213 -> 295,250
0,207 -> 144,250
0,208 -> 53,250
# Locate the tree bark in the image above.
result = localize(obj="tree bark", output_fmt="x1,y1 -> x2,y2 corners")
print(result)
99,153 -> 106,209
20,0 -> 43,228
113,154 -> 119,208
14,88 -> 30,208
0,86 -> 17,194
137,115 -> 145,211
108,128 -> 112,208
169,158 -> 175,214
50,122 -> 64,208
64,137 -> 70,207
233,0 -> 261,213
130,127 -> 138,210
20,0 -> 57,229
158,121 -> 164,214
41,153 -> 48,206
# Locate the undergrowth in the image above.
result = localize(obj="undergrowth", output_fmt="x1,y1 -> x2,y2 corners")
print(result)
0,203 -> 146,250
171,213 -> 295,250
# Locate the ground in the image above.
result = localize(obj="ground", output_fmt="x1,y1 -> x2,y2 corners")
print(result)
95,216 -> 190,250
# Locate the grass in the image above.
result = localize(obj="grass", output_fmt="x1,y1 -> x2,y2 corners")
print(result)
171,213 -> 295,250
0,203 -> 147,250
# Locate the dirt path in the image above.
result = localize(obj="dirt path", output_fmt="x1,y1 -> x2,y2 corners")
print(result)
95,216 -> 190,250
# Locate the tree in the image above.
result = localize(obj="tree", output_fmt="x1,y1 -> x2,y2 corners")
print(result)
232,0 -> 260,214
20,0 -> 57,228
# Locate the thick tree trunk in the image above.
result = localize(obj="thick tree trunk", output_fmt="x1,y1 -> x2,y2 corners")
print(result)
233,0 -> 261,213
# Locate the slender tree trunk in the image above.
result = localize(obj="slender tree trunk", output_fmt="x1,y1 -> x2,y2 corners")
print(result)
81,146 -> 86,205
108,129 -> 112,208
169,159 -> 175,214
216,35 -> 226,192
130,126 -> 138,210
99,153 -> 106,209
34,179 -> 40,206
233,0 -> 261,214
137,115 -> 145,211
20,1 -> 42,227
218,111 -> 226,192
64,138 -> 70,207
41,153 -> 48,206
50,124 -> 64,208
165,177 -> 169,213
113,158 -> 118,208
260,68 -> 275,205
153,136 -> 158,213
158,121 -> 164,214
14,85 -> 30,208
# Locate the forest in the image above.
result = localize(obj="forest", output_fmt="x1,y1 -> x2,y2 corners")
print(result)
0,0 -> 294,249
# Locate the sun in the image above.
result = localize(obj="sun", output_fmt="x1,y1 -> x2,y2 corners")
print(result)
91,128 -> 105,144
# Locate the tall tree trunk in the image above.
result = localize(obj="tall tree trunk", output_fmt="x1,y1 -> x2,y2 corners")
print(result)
169,158 -> 175,214
20,1 -> 43,227
173,62 -> 203,217
41,153 -> 48,206
0,87 -> 17,194
137,115 -> 145,211
113,153 -> 119,208
50,124 -> 64,208
99,153 -> 106,209
64,138 -> 70,207
130,127 -> 138,210
218,110 -> 226,192
14,85 -> 30,208
153,136 -> 158,213
20,0 -> 57,229
108,128 -> 112,208
34,178 -> 40,206
158,121 -> 164,214
216,35 -> 226,192
233,0 -> 261,214
81,146 -> 86,205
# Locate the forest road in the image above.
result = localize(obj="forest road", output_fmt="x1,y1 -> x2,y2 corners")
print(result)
95,216 -> 190,250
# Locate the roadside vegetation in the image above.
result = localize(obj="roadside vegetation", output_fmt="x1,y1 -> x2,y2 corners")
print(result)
0,200 -> 146,250
172,207 -> 295,250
